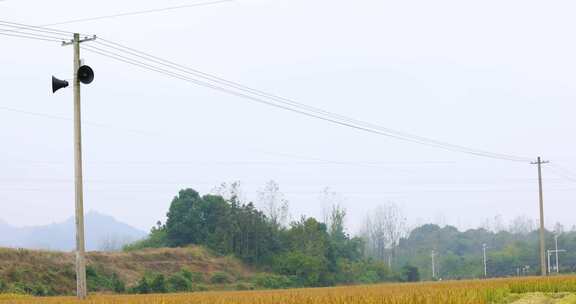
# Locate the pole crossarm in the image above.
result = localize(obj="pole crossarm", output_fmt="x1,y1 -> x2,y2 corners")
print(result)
62,34 -> 97,46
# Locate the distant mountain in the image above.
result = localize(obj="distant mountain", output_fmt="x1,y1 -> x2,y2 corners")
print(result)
0,211 -> 147,251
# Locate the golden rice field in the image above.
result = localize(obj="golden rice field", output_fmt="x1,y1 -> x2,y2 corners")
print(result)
1,276 -> 576,304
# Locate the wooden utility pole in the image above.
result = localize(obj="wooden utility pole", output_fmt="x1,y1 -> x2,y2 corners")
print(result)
63,33 -> 96,300
531,156 -> 549,276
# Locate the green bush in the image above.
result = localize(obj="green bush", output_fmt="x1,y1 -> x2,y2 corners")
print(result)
358,270 -> 379,284
11,282 -> 50,296
235,282 -> 252,290
111,273 -> 126,293
192,284 -> 209,292
130,277 -> 151,294
253,273 -> 295,289
86,266 -> 110,292
167,273 -> 191,292
210,272 -> 232,284
150,274 -> 168,293
180,269 -> 204,283
272,251 -> 326,287
85,266 -> 126,293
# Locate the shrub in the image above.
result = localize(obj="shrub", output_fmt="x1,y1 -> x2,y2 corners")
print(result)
253,274 -> 295,289
86,266 -> 111,292
150,274 -> 168,293
358,271 -> 379,284
210,272 -> 232,284
180,269 -> 204,283
167,273 -> 191,292
111,273 -> 126,293
272,251 -> 326,287
192,284 -> 209,292
131,277 -> 150,294
11,283 -> 50,296
235,282 -> 252,290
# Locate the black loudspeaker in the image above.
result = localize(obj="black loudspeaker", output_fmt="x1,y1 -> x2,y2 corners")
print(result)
52,76 -> 69,93
78,65 -> 94,84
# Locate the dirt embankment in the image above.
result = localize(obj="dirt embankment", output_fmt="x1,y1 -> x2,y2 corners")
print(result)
0,246 -> 252,294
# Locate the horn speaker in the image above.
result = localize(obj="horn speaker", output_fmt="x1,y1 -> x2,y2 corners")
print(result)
78,65 -> 94,84
52,76 -> 69,93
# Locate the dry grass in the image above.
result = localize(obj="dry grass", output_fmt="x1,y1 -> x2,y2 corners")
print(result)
2,276 -> 576,304
0,246 -> 251,290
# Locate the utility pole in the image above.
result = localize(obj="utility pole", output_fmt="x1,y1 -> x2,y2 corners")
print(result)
546,247 -> 566,275
531,156 -> 549,276
431,250 -> 436,280
555,234 -> 560,273
62,33 -> 96,300
482,243 -> 487,278
547,250 -> 552,275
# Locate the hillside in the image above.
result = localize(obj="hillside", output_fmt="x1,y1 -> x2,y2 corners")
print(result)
0,212 -> 146,251
0,246 -> 254,295
394,224 -> 576,280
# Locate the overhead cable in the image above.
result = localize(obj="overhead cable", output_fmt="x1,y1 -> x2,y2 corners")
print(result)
84,41 -> 531,162
42,0 -> 232,27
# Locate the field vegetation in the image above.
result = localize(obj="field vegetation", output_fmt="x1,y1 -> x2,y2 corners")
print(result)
0,246 -> 252,296
1,276 -> 576,304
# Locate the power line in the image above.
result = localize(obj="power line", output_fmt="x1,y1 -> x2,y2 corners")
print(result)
82,42 -> 531,163
0,20 -> 73,35
94,38 -> 531,163
42,0 -> 232,27
0,21 -> 73,43
548,164 -> 576,183
0,106 -> 155,136
0,29 -> 64,43
0,19 -> 533,163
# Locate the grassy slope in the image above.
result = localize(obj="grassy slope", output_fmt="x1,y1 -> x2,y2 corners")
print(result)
0,246 -> 253,294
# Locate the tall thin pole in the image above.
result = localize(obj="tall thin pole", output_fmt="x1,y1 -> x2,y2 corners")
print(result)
482,243 -> 487,278
555,234 -> 559,273
73,32 -> 87,299
532,156 -> 548,276
547,250 -> 551,275
431,250 -> 436,280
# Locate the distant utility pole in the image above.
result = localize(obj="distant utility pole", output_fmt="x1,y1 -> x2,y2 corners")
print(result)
555,234 -> 560,273
547,250 -> 552,275
482,243 -> 487,278
531,156 -> 549,276
62,33 -> 96,300
546,247 -> 566,275
431,250 -> 436,280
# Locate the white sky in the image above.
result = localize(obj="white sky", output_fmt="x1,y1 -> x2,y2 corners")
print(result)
1,0 -> 575,233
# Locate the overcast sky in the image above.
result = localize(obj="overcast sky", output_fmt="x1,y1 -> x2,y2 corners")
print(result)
1,0 -> 575,234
